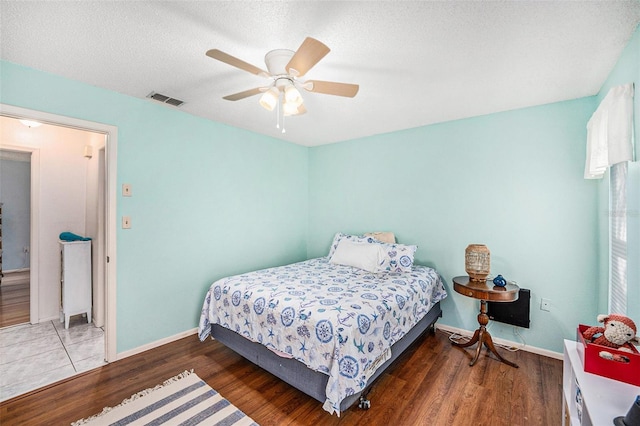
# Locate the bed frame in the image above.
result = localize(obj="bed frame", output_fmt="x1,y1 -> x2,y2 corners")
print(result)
210,301 -> 443,412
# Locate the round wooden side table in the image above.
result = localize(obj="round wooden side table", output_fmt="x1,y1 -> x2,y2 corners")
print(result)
452,275 -> 519,368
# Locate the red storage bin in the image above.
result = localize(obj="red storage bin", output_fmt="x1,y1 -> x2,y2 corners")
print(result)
576,324 -> 640,386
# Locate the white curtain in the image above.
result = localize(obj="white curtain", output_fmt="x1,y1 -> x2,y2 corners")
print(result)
584,83 -> 634,179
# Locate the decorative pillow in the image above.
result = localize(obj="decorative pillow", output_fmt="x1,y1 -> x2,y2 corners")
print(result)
364,232 -> 395,244
329,239 -> 385,272
376,242 -> 417,273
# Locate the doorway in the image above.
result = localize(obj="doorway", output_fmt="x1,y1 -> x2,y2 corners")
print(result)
0,149 -> 31,328
0,104 -> 117,399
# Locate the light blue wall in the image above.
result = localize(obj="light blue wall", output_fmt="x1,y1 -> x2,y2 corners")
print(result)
0,60 -> 309,353
0,158 -> 30,270
594,24 -> 640,321
308,97 -> 598,353
4,26 -> 636,355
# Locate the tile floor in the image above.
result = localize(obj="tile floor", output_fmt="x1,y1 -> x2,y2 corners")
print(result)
0,316 -> 106,401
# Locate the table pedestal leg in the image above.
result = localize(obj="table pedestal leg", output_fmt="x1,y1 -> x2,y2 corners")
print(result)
451,300 -> 519,368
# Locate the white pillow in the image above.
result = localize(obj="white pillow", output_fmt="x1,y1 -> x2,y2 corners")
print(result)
329,239 -> 384,272
327,232 -> 394,258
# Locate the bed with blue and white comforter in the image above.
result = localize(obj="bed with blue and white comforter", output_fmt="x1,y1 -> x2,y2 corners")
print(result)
198,257 -> 447,415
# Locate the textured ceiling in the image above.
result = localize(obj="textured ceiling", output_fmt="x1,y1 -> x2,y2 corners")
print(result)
1,1 -> 640,147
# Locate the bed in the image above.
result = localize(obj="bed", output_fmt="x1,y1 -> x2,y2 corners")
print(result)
198,233 -> 448,415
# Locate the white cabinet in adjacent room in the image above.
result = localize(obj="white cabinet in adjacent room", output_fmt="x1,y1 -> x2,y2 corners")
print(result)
59,240 -> 92,329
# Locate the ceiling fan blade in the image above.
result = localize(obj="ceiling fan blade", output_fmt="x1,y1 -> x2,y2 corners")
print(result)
286,37 -> 330,77
304,80 -> 359,97
223,87 -> 264,101
206,49 -> 269,77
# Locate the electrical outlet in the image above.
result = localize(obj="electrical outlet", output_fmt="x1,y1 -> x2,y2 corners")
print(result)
540,298 -> 551,312
122,216 -> 131,229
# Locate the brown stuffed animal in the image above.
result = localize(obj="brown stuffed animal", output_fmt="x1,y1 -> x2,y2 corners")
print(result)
582,313 -> 639,353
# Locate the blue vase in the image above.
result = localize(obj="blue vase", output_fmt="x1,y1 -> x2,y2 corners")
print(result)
493,274 -> 507,287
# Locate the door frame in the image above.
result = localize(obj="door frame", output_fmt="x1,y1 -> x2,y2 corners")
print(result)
0,104 -> 117,362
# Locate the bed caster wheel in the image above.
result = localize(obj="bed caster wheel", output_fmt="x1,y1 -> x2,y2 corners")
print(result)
358,396 -> 371,410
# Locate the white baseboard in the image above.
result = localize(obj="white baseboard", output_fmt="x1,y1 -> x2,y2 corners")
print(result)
436,323 -> 563,360
1,269 -> 30,286
115,323 -> 562,363
116,328 -> 199,361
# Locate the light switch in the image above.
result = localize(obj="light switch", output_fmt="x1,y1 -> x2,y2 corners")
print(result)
122,183 -> 132,197
122,216 -> 132,229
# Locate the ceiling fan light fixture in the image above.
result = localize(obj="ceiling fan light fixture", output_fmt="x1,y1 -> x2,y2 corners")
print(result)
259,87 -> 279,111
283,101 -> 300,116
284,85 -> 303,107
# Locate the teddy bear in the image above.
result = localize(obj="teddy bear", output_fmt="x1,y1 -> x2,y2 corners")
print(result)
582,313 -> 639,353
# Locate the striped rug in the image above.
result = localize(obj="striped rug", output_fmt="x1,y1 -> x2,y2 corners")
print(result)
71,371 -> 258,426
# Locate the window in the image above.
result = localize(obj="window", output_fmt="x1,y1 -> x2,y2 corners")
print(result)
584,83 -> 634,314
609,162 -> 628,313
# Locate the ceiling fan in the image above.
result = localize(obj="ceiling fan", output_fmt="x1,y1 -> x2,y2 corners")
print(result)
206,37 -> 359,117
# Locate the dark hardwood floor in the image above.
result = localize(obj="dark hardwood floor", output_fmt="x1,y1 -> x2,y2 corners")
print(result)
0,281 -> 29,328
0,329 -> 563,425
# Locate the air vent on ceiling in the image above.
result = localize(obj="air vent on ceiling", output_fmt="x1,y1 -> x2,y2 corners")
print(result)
146,92 -> 185,107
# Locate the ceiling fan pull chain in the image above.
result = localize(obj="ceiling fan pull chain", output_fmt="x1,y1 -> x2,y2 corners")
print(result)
282,111 -> 286,133
276,97 -> 281,130
279,95 -> 286,133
